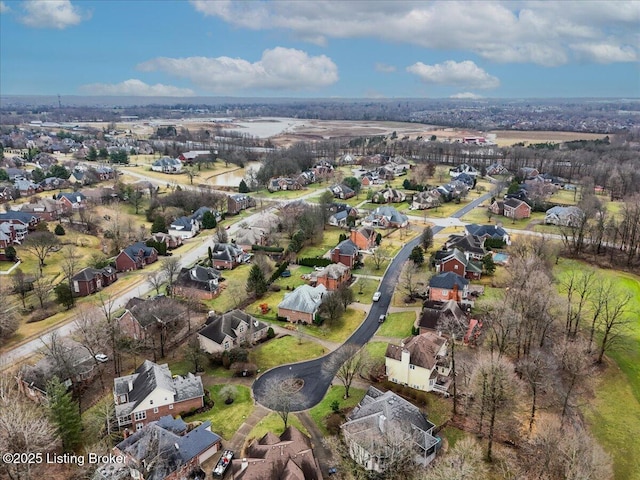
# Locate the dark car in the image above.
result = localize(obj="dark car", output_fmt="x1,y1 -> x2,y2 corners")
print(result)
280,270 -> 292,278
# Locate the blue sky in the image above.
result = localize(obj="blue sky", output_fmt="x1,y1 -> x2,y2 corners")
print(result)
1,0 -> 639,98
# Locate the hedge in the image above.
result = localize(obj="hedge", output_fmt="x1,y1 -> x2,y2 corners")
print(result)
252,245 -> 285,253
296,257 -> 332,268
269,261 -> 289,284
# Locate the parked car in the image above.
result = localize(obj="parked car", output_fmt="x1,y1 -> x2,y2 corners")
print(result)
378,314 -> 386,323
372,291 -> 382,302
94,354 -> 108,363
280,270 -> 292,278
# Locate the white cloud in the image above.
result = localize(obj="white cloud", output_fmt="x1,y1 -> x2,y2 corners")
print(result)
137,47 -> 338,93
0,2 -> 10,13
571,42 -> 638,63
407,60 -> 500,89
450,92 -> 484,99
190,1 -> 639,66
79,79 -> 195,97
20,0 -> 86,29
375,63 -> 396,73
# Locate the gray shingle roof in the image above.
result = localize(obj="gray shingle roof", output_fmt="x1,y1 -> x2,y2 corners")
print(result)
278,285 -> 327,314
429,272 -> 469,289
465,224 -> 508,239
212,243 -> 243,262
198,310 -> 266,345
385,332 -> 447,370
332,239 -> 358,256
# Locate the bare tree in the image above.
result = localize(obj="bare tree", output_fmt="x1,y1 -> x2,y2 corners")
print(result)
554,337 -> 592,423
0,373 -> 58,480
425,437 -> 488,480
319,291 -> 345,326
517,349 -> 551,433
437,313 -> 469,416
215,224 -> 229,243
596,285 -> 632,363
401,262 -> 420,300
258,376 -> 304,429
23,231 -> 60,274
60,244 -> 80,293
30,271 -> 51,309
0,303 -> 19,342
184,336 -> 206,373
146,270 -> 166,296
323,344 -> 368,399
73,306 -> 110,392
97,294 -> 122,375
160,256 -> 181,296
11,268 -> 30,309
470,353 -> 521,461
560,268 -> 595,338
370,247 -> 388,270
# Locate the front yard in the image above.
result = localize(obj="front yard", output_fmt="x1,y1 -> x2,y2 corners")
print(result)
188,384 -> 254,441
300,307 -> 366,343
377,311 -> 417,338
249,335 -> 326,371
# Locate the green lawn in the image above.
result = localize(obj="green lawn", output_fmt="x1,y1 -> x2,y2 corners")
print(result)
298,227 -> 345,258
188,385 -> 254,441
249,335 -> 326,371
246,412 -> 309,440
352,276 -> 380,303
377,311 -> 416,338
553,260 -> 640,480
168,357 -> 234,378
308,386 -> 366,435
364,341 -> 389,361
204,263 -> 252,313
300,307 -> 366,343
356,256 -> 390,277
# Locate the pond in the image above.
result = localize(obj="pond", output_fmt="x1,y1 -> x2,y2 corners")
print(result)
207,161 -> 261,186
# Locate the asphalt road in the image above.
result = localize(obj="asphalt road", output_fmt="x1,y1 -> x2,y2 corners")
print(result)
253,191 -> 493,411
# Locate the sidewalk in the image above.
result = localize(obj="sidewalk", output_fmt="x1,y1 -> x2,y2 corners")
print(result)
226,404 -> 271,453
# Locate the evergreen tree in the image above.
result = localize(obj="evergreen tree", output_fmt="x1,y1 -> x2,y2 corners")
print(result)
54,224 -> 66,236
54,283 -> 74,309
151,216 -> 168,234
420,227 -> 434,250
482,254 -> 496,275
375,233 -> 382,245
47,377 -> 82,452
4,245 -> 17,261
86,146 -> 98,161
246,264 -> 268,298
238,179 -> 250,193
409,246 -> 425,266
201,210 -> 217,229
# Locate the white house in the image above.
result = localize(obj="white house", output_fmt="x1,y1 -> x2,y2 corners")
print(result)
151,156 -> 183,173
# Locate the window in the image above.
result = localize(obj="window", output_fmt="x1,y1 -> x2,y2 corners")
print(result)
454,264 -> 459,270
238,325 -> 244,333
134,411 -> 146,421
224,341 -> 230,350
149,400 -> 153,405
136,423 -> 144,431
169,404 -> 173,410
409,364 -> 415,370
153,407 -> 159,414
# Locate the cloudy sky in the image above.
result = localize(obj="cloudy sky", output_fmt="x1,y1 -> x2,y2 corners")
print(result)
1,0 -> 638,98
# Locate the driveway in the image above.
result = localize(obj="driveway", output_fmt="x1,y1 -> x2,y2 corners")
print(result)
253,192 -> 492,411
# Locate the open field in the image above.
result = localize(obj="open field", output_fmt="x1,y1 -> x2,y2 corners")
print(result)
489,129 -> 609,147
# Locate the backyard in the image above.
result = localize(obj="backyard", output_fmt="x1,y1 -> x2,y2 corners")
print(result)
188,384 -> 254,441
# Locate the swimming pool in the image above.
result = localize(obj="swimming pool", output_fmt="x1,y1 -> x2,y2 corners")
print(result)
493,252 -> 509,264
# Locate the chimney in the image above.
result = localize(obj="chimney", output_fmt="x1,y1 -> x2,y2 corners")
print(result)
452,283 -> 459,300
378,415 -> 386,433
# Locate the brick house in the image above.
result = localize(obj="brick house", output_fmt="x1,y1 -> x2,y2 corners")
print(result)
150,232 -> 183,249
173,265 -> 221,300
362,205 -> 409,229
278,284 -> 327,324
429,272 -> 469,303
227,194 -> 256,215
114,360 -> 204,431
0,222 -> 20,247
0,211 -> 39,230
503,198 -> 531,220
116,297 -> 185,341
70,266 -> 118,297
465,224 -> 511,245
385,331 -> 451,394
230,427 -> 323,480
109,416 -> 221,480
197,310 -> 269,353
211,243 -> 247,269
115,242 -> 158,272
444,233 -> 487,261
435,249 -> 482,280
328,184 -> 355,199
330,239 -> 360,268
55,192 -> 87,211
311,263 -> 351,291
350,226 -> 377,251
20,199 -> 63,222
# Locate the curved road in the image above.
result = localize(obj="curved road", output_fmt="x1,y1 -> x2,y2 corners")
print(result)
253,191 -> 493,411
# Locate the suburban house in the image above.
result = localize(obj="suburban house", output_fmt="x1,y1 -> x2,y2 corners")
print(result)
39,176 -> 67,191
341,386 -> 439,472
350,226 -> 377,251
116,297 -> 185,341
503,198 -> 532,220
178,150 -> 211,163
449,163 -> 479,178
14,178 -> 40,196
0,223 -> 19,248
545,206 -> 584,226
114,360 -> 204,430
0,185 -> 14,203
0,210 -> 39,230
168,216 -> 200,239
230,427 -> 323,480
227,193 -> 256,215
330,238 -> 361,268
68,169 -> 87,185
311,262 -> 352,291
173,265 -> 221,300
429,272 -> 470,303
418,299 -> 469,335
371,187 -> 406,204
190,206 -> 219,224
105,416 -> 222,480
151,156 -> 182,173
197,310 -> 269,353
150,231 -> 183,249
328,209 -> 351,227
329,183 -> 356,199
268,177 -> 302,192
435,249 -> 482,280
115,242 -> 158,272
444,233 -> 487,260
278,284 -> 327,324
411,190 -> 441,210
385,332 -> 451,394
55,192 -> 87,211
363,205 -> 409,229
211,243 -> 247,269
70,266 -> 118,297
19,199 -> 63,222
465,224 -> 511,245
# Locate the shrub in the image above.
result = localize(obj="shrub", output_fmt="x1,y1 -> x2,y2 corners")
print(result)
267,327 -> 275,339
54,224 -> 65,236
330,400 -> 341,413
326,413 -> 343,435
269,284 -> 281,292
252,245 -> 285,253
296,257 -> 332,268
